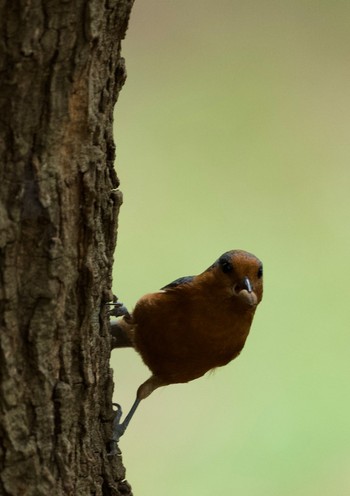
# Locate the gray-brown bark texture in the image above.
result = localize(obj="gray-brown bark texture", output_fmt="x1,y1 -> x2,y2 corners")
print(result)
0,1 -> 134,494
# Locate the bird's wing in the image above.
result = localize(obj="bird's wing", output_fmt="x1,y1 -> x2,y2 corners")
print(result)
161,275 -> 195,290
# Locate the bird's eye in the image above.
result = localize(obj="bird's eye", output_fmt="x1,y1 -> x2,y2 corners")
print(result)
219,258 -> 233,273
257,265 -> 263,278
222,262 -> 232,273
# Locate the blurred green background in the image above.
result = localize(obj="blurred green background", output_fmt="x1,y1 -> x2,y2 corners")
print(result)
111,1 -> 350,495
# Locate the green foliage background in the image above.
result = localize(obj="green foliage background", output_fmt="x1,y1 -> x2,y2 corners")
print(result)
112,2 -> 350,494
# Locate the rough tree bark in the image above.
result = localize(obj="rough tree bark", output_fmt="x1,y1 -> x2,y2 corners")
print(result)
0,1 -> 134,494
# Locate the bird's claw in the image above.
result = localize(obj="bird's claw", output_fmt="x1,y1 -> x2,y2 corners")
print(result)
107,301 -> 129,318
108,403 -> 125,456
112,402 -> 123,425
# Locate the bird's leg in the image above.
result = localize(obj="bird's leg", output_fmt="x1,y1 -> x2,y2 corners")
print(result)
109,399 -> 141,455
109,375 -> 166,454
110,316 -> 135,349
107,297 -> 134,348
110,321 -> 134,348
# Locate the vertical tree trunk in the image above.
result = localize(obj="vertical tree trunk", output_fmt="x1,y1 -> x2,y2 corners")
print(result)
0,1 -> 133,494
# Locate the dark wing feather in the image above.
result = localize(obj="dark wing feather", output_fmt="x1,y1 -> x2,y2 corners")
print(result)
161,275 -> 195,290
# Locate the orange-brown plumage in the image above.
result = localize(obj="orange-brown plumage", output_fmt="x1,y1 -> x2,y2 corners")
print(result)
110,250 -> 263,449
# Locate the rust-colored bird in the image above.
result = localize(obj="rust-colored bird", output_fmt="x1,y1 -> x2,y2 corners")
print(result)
109,249 -> 263,451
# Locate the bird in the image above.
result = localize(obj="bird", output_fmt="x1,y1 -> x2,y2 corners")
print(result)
109,249 -> 263,452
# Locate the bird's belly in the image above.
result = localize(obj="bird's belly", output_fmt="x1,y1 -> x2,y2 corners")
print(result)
134,317 -> 250,384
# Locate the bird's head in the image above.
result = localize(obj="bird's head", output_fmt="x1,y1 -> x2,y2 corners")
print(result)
211,250 -> 263,307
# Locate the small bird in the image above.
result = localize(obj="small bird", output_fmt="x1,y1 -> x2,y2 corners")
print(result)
109,249 -> 263,451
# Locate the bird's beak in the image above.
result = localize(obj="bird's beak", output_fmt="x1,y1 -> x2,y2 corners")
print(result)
243,276 -> 253,293
233,276 -> 257,306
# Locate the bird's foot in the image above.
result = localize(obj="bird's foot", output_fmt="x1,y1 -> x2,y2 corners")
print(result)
108,403 -> 127,456
108,398 -> 141,455
107,299 -> 129,318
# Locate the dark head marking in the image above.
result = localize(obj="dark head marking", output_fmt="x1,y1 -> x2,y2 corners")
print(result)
218,253 -> 233,274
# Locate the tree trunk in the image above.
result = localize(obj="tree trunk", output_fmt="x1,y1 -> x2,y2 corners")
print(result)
0,1 -> 134,494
